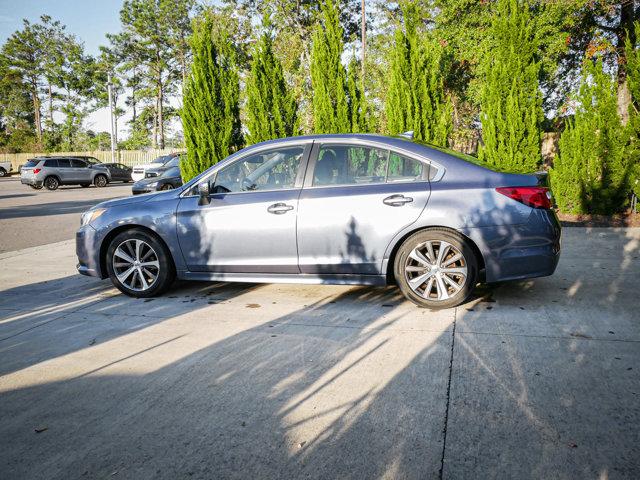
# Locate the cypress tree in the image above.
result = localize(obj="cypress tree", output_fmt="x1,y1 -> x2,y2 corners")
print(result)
310,0 -> 350,133
181,11 -> 243,182
385,1 -> 452,147
478,0 -> 542,173
246,20 -> 298,144
347,56 -> 368,133
552,59 -> 632,214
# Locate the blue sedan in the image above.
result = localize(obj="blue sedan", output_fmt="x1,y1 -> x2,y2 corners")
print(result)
76,134 -> 561,308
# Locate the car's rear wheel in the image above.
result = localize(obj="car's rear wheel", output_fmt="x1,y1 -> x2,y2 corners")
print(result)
161,184 -> 174,190
394,229 -> 478,309
0,167 -> 7,177
80,183 -> 91,188
106,229 -> 175,298
44,176 -> 59,191
29,184 -> 43,190
94,174 -> 108,187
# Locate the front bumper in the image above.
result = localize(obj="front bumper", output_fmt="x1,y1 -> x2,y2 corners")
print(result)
76,225 -> 103,278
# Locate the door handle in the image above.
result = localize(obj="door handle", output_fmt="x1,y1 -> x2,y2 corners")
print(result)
383,194 -> 413,206
267,203 -> 294,214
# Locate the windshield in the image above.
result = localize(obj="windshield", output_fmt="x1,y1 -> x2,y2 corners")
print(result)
161,166 -> 180,178
83,157 -> 100,165
163,157 -> 180,168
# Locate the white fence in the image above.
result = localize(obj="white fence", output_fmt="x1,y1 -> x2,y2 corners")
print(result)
0,149 -> 185,170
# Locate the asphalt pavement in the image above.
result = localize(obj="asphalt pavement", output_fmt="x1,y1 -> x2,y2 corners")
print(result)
0,227 -> 638,479
0,176 -> 132,253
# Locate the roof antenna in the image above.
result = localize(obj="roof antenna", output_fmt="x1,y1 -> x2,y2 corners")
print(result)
399,131 -> 414,139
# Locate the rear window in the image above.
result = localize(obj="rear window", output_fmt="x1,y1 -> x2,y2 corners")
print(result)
23,159 -> 40,168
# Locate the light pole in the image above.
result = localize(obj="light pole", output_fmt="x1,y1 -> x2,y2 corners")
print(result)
107,72 -> 117,162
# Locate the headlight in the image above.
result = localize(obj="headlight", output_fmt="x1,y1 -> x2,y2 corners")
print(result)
81,208 -> 107,226
147,182 -> 159,188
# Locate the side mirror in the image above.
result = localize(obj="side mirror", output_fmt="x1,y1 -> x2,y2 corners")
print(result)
198,180 -> 211,206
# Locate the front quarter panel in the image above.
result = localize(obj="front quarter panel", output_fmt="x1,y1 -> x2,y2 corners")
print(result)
78,191 -> 184,278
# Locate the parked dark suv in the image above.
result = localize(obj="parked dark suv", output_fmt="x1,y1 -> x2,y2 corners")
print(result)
20,156 -> 111,190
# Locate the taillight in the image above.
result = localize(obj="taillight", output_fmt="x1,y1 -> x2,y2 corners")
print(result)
33,168 -> 41,174
496,186 -> 552,209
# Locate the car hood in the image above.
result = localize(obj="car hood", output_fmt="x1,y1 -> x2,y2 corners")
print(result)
96,193 -> 159,209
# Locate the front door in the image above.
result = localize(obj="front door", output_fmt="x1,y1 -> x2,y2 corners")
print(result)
297,143 -> 432,275
176,144 -> 310,273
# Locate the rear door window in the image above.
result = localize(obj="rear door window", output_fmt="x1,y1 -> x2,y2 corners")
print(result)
313,145 -> 389,186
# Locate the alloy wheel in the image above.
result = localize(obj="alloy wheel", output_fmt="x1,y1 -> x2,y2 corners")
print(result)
112,239 -> 160,292
95,175 -> 107,187
404,240 -> 468,301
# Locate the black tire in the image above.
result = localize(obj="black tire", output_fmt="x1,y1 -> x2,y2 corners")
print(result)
94,174 -> 108,187
44,176 -> 60,191
105,228 -> 175,298
30,184 -> 43,190
81,183 -> 91,188
161,183 -> 174,190
0,167 -> 6,177
394,228 -> 478,309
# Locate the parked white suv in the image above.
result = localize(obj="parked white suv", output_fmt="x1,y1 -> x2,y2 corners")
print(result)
131,154 -> 179,182
0,161 -> 12,177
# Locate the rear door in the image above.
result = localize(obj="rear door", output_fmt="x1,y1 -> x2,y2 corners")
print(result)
56,158 -> 73,182
70,159 -> 91,182
296,142 -> 431,275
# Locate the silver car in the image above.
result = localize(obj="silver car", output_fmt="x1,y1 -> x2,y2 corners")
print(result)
20,156 -> 111,190
77,134 -> 561,309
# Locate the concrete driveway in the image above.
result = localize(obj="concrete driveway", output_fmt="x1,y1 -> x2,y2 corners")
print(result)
0,228 -> 639,479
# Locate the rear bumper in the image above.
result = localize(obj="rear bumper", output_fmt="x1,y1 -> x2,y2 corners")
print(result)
20,177 -> 41,187
465,209 -> 561,283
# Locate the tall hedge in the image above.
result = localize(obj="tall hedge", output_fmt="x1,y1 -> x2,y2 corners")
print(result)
552,59 -> 632,214
478,0 -> 542,173
181,12 -> 243,182
246,24 -> 298,144
385,1 -> 452,146
310,0 -> 350,133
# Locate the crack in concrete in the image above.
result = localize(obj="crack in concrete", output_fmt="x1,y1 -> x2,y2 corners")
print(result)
439,306 -> 457,480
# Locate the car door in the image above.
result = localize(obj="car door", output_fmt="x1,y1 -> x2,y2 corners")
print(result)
297,142 -> 432,275
56,158 -> 73,182
70,159 -> 90,182
176,143 -> 311,273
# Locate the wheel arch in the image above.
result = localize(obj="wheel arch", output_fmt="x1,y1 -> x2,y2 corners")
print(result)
384,225 -> 486,284
99,224 -> 176,279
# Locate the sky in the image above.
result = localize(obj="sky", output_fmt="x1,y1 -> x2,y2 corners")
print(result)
0,0 -> 130,137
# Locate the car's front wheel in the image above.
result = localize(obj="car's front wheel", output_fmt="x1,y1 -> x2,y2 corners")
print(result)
106,229 -> 175,298
0,167 -> 7,177
394,229 -> 478,309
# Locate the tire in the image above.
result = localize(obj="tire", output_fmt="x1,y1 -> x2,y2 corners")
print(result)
94,174 -> 108,187
44,176 -> 60,191
30,184 -> 43,190
161,184 -> 174,190
0,167 -> 6,177
105,228 -> 175,298
394,229 -> 478,309
81,183 -> 91,188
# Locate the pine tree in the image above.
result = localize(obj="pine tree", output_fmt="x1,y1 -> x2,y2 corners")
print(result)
478,0 -> 542,173
385,1 -> 452,147
181,11 -> 243,182
246,20 -> 298,144
310,0 -> 350,134
552,59 -> 632,214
